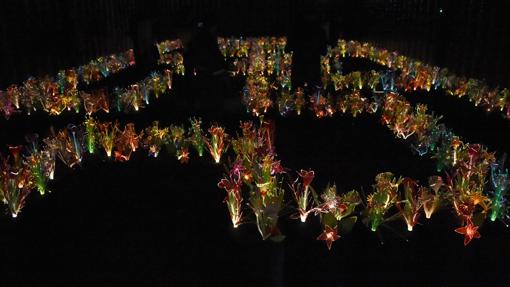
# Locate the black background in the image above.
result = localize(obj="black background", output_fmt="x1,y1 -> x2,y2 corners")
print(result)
1,1 -> 510,286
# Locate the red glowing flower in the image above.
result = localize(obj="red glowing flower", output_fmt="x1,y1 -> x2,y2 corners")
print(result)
271,160 -> 285,175
454,219 -> 481,246
298,169 -> 315,188
317,225 -> 340,250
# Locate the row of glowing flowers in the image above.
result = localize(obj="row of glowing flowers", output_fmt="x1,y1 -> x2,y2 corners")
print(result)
155,39 -> 185,75
218,117 -> 509,248
0,49 -> 135,119
218,37 -> 293,117
323,39 -> 510,118
1,92 -> 508,248
0,117 -> 227,218
0,69 -> 179,119
234,54 -> 507,230
229,48 -> 508,246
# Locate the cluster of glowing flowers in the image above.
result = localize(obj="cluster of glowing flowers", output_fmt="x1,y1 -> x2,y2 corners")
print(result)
329,39 -> 510,119
316,186 -> 361,222
309,89 -> 336,118
276,88 -> 295,116
156,39 -> 185,75
242,67 -> 384,118
0,118 -> 226,219
327,70 -> 379,92
81,88 -> 110,115
243,42 -> 273,116
218,37 -> 251,59
218,37 -> 251,75
43,125 -> 83,168
112,71 -> 172,113
0,49 -> 182,119
315,185 -> 361,250
365,172 -> 402,231
245,129 -> 285,239
169,125 -> 190,163
337,90 -> 369,117
0,112 -> 507,249
27,134 -> 56,195
114,123 -> 143,162
0,49 -> 135,119
78,49 -> 135,84
381,93 -> 442,141
381,92 -> 416,139
220,37 -> 292,116
0,146 -> 35,218
143,121 -> 169,158
229,120 -> 285,240
437,142 -> 496,245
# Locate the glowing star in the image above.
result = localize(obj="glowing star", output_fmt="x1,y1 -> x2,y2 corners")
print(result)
317,225 -> 341,250
454,220 -> 481,246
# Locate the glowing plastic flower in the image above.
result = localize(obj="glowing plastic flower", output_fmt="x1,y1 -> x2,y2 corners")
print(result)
204,125 -> 228,164
317,225 -> 340,250
454,219 -> 481,246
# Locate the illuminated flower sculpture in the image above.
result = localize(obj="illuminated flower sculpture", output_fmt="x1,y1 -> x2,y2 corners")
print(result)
228,121 -> 285,240
189,117 -> 205,157
81,89 -> 110,115
204,125 -> 229,164
489,155 -> 510,223
290,169 -> 315,222
420,176 -> 444,219
44,126 -> 83,168
84,117 -> 98,154
366,172 -> 402,232
218,161 -> 244,228
114,123 -> 142,162
98,121 -> 118,157
169,125 -> 189,163
397,178 -> 423,231
25,134 -> 51,195
314,185 -> 360,249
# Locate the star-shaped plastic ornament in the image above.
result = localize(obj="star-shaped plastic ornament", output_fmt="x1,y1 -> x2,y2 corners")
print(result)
454,219 -> 481,246
317,225 -> 340,250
